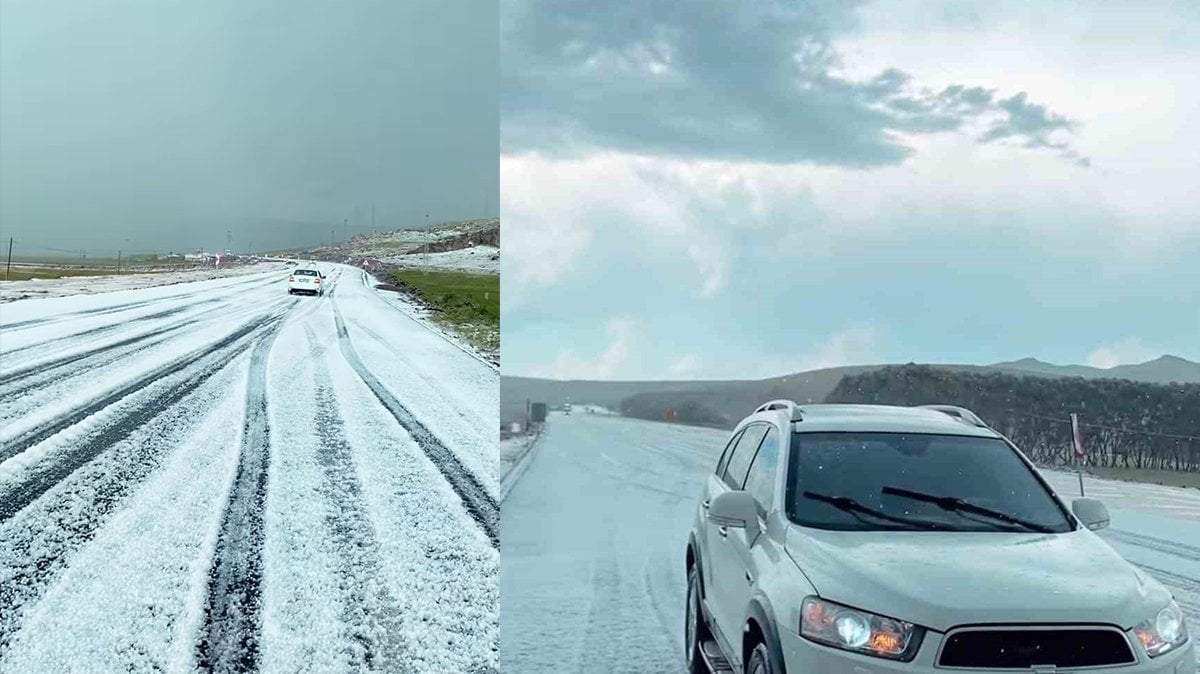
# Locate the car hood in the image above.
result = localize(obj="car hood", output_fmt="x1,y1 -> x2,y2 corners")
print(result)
785,525 -> 1169,632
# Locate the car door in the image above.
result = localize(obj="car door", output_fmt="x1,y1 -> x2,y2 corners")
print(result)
699,427 -> 745,587
718,425 -> 782,639
706,422 -> 768,650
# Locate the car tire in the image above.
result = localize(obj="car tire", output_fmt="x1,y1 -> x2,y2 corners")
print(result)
685,566 -> 712,674
747,642 -> 780,674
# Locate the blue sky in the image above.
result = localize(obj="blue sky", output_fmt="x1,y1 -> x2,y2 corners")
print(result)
501,0 -> 1200,380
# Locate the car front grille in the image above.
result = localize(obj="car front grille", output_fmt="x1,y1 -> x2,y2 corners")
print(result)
938,627 -> 1136,669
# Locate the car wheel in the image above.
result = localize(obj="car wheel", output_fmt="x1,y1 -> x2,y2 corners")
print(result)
685,566 -> 712,674
747,642 -> 778,674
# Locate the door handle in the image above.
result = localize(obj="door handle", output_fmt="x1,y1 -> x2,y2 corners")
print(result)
717,526 -> 728,538
745,569 -> 754,585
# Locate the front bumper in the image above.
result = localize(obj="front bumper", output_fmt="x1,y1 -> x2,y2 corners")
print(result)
780,626 -> 1195,673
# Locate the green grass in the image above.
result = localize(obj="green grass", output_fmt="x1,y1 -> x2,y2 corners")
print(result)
390,269 -> 499,353
1084,465 -> 1200,490
1,263 -> 180,281
2,267 -> 119,281
11,255 -> 121,265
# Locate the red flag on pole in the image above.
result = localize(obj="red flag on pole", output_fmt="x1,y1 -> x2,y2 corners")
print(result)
1071,413 -> 1085,459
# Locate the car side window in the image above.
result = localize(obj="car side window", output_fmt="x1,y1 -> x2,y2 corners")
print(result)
714,429 -> 745,477
743,426 -> 780,519
722,424 -> 767,490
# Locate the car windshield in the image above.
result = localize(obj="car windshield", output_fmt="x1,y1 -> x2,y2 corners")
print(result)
786,432 -> 1073,533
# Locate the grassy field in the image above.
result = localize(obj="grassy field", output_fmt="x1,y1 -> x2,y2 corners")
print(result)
390,269 -> 499,354
1085,465 -> 1200,490
2,267 -> 121,281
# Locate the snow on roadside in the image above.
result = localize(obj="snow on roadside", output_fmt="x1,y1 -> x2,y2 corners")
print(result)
377,245 -> 499,274
500,436 -> 530,476
0,263 -> 290,303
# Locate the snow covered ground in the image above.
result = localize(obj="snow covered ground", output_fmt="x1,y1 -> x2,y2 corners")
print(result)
0,262 -> 290,303
0,265 -> 498,673
500,413 -> 1200,673
378,245 -> 499,274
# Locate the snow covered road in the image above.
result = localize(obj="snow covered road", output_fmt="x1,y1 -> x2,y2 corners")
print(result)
0,266 -> 498,673
500,413 -> 1199,673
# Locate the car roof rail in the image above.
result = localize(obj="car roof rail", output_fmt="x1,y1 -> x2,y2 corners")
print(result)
753,399 -> 804,422
918,404 -> 990,428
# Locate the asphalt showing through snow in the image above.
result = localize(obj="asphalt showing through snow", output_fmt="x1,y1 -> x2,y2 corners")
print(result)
0,266 -> 498,673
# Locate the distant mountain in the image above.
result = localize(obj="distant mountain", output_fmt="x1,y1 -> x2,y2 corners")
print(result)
502,355 -> 1200,426
989,355 -> 1200,385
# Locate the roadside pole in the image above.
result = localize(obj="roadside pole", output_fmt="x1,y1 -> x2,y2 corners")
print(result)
1071,413 -> 1085,496
5,237 -> 12,281
116,250 -> 122,275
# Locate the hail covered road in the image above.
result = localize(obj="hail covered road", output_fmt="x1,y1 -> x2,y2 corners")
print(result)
500,413 -> 1200,673
0,266 -> 498,673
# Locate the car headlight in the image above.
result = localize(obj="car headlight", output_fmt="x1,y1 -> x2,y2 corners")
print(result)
800,597 -> 924,661
1133,600 -> 1189,657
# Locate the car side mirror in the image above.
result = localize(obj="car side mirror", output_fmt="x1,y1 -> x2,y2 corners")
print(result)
1072,497 -> 1109,531
708,490 -> 759,540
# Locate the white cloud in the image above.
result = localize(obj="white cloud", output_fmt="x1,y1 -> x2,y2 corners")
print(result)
669,354 -> 700,376
502,153 -> 794,303
1086,337 -> 1158,369
757,325 -> 881,378
534,317 -> 636,380
501,155 -> 596,287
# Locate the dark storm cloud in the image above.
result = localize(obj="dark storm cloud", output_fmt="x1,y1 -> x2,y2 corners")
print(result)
502,0 -> 1086,167
0,0 -> 497,254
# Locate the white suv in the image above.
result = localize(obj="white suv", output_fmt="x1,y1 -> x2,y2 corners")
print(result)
685,402 -> 1193,674
287,266 -> 325,296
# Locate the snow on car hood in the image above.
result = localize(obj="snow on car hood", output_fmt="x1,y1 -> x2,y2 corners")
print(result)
785,525 -> 1169,632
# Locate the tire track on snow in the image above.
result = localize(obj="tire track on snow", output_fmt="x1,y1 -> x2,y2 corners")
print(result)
0,330 -> 264,653
195,322 -> 281,673
306,325 -> 410,671
331,301 -> 499,546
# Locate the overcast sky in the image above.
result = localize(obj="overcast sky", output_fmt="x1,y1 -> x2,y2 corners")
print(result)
501,0 -> 1200,380
0,0 -> 497,255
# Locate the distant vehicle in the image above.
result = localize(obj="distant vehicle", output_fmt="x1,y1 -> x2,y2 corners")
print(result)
564,403 -> 572,415
287,267 -> 325,296
685,402 -> 1192,674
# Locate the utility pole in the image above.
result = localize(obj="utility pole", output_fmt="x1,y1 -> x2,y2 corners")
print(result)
371,202 -> 375,232
1071,413 -> 1086,496
226,230 -> 232,253
330,229 -> 334,247
425,211 -> 430,272
116,250 -> 122,275
343,218 -> 348,242
5,237 -> 12,281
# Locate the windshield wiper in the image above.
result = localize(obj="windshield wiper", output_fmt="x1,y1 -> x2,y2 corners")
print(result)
881,486 -> 1056,534
801,491 -> 948,531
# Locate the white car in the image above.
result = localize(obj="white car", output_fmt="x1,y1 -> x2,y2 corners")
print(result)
685,402 -> 1193,674
287,267 -> 325,296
